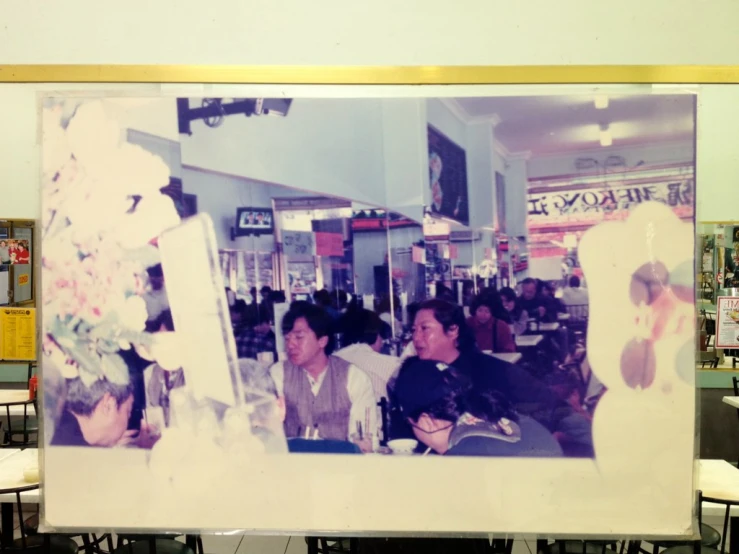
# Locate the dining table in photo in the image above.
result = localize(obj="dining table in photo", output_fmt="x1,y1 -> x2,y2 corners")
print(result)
722,396 -> 739,409
515,335 -> 544,348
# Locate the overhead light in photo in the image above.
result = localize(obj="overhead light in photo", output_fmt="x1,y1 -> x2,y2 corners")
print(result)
594,95 -> 609,110
599,123 -> 613,147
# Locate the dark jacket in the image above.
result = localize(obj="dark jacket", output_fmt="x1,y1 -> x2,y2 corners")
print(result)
389,351 -> 593,457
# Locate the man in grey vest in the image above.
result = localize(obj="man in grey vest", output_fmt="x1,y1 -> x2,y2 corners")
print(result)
270,301 -> 376,451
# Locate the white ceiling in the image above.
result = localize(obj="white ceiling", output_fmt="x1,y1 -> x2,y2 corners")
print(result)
452,94 -> 695,157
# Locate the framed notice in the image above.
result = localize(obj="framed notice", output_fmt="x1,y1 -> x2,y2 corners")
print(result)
715,296 -> 739,348
0,307 -> 36,361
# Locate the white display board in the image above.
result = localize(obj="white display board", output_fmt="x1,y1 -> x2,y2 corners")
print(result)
39,90 -> 696,539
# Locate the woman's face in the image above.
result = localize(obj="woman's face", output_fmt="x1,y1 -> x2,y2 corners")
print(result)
502,297 -> 515,313
410,414 -> 453,454
474,305 -> 492,325
412,309 -> 459,363
0,241 -> 6,248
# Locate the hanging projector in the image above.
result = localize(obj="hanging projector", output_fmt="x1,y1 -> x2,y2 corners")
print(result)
177,97 -> 293,135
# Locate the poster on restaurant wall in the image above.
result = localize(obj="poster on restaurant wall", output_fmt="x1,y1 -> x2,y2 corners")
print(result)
428,125 -> 469,226
39,93 -> 697,538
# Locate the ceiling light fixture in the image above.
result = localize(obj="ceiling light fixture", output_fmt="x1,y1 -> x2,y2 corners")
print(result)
594,95 -> 609,110
599,124 -> 613,147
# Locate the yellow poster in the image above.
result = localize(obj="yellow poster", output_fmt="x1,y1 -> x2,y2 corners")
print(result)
18,274 -> 29,286
0,308 -> 36,361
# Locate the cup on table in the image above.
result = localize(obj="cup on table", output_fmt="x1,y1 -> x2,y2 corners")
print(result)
387,439 -> 418,455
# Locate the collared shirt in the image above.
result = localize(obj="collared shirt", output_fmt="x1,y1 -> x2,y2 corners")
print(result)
271,357 -> 377,439
334,343 -> 401,403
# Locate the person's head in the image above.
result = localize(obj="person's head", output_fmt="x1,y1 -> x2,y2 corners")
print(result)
412,299 -> 475,363
471,297 -> 493,325
393,359 -> 517,454
540,281 -> 554,297
499,287 -> 517,313
282,301 -> 334,367
346,309 -> 387,352
260,286 -> 272,301
0,241 -> 6,248
147,264 -> 164,291
230,299 -> 248,327
313,289 -> 332,308
435,283 -> 455,302
65,377 -> 134,447
17,242 -> 26,252
568,275 -> 581,289
521,278 -> 537,300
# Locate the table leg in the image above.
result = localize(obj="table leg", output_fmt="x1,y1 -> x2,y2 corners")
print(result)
731,516 -> 739,554
1,502 -> 13,546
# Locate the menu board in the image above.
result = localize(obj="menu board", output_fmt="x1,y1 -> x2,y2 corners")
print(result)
282,231 -> 315,257
715,296 -> 739,348
0,307 -> 36,361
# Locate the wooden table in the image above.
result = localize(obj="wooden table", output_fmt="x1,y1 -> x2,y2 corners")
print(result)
0,448 -> 38,545
515,335 -> 543,348
722,396 -> 739,409
0,391 -> 30,405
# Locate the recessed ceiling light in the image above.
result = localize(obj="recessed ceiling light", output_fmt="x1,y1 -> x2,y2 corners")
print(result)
599,123 -> 612,147
594,95 -> 609,110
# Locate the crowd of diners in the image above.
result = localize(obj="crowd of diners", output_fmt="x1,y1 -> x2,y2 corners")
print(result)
48,259 -> 598,458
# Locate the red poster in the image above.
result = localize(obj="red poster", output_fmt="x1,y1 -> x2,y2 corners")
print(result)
449,244 -> 459,260
314,232 -> 344,257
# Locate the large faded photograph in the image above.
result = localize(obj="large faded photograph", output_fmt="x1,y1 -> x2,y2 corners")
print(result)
40,90 -> 697,534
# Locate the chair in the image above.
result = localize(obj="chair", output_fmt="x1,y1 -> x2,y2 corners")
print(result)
287,438 -> 361,454
0,483 -> 77,553
378,397 -> 389,447
540,540 -> 641,554
660,491 -> 728,554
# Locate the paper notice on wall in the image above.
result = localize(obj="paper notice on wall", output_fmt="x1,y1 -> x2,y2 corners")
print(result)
362,294 -> 375,310
0,308 -> 36,361
282,231 -> 315,257
716,296 -> 739,348
314,232 -> 344,257
449,244 -> 459,260
412,245 -> 426,264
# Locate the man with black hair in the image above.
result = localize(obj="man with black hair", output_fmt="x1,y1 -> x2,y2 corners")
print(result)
334,309 -> 399,406
143,264 -> 169,323
51,377 -> 137,447
269,301 -> 376,449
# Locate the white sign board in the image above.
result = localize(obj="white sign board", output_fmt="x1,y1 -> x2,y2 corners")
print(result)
715,296 -> 739,348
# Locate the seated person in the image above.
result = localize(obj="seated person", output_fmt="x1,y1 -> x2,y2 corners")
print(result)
334,309 -> 400,440
393,358 -> 562,457
270,301 -> 376,451
390,298 -> 593,457
499,287 -> 529,336
562,275 -> 589,313
518,277 -> 558,323
465,295 -> 515,353
51,376 -> 157,448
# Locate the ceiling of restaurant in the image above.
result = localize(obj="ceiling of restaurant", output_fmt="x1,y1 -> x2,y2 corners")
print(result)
452,93 -> 695,157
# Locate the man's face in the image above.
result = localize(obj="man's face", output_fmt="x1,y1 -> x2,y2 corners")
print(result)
522,283 -> 537,300
285,317 -> 327,367
96,393 -> 134,447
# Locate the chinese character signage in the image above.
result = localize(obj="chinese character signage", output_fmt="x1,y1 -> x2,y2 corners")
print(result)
528,178 -> 694,231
